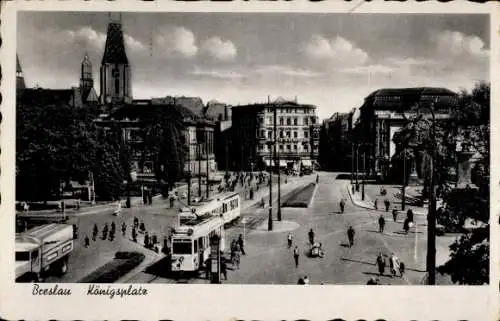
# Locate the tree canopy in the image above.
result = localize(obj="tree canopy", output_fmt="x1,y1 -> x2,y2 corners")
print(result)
392,82 -> 490,284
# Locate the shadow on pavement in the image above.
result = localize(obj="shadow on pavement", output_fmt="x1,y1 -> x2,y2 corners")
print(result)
340,243 -> 350,248
340,257 -> 376,266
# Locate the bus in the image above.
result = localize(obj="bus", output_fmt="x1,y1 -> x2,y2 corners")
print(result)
179,192 -> 240,226
170,214 -> 225,273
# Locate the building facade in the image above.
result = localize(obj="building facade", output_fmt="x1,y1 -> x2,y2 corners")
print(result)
230,100 -> 320,171
355,87 -> 457,180
319,110 -> 354,171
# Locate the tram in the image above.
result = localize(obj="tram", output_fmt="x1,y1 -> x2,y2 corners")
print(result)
170,214 -> 225,273
179,192 -> 240,226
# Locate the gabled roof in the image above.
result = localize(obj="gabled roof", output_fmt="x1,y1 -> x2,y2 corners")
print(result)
101,22 -> 129,65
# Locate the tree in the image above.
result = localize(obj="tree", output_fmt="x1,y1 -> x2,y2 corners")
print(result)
392,82 -> 489,284
16,99 -> 129,202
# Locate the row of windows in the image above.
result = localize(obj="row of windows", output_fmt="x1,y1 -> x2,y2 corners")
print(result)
263,116 -> 317,126
265,108 -> 313,114
258,144 -> 315,151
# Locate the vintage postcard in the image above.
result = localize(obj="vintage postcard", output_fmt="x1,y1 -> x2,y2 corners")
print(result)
0,1 -> 497,320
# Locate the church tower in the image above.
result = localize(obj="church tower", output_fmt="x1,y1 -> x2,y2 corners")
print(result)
16,54 -> 26,90
99,20 -> 132,105
80,52 -> 94,91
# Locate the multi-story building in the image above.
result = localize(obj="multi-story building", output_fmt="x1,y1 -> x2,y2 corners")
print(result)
319,110 -> 355,171
94,19 -> 216,188
354,87 -> 457,180
230,99 -> 320,171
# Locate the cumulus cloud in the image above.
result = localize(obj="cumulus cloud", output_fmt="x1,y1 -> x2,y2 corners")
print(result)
66,26 -> 145,52
341,64 -> 394,75
434,30 -> 489,60
201,37 -> 237,61
156,26 -> 198,58
303,35 -> 369,66
191,67 -> 244,79
254,65 -> 322,78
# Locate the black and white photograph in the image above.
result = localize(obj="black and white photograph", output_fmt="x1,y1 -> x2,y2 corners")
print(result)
11,10 -> 491,287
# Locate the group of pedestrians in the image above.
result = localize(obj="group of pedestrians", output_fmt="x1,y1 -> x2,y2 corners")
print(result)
376,252 -> 405,278
85,221 -> 118,247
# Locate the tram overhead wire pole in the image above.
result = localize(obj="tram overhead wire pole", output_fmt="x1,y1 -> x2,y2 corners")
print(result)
275,104 -> 282,221
426,99 -> 438,285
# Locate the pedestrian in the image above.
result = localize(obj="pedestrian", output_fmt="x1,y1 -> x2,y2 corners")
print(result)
133,217 -> 139,229
308,228 -> 315,245
384,199 -> 390,212
144,232 -> 150,248
392,207 -> 398,222
205,258 -> 211,279
316,174 -> 319,183
378,215 -> 386,233
407,209 -> 414,222
140,221 -> 145,233
84,234 -> 90,248
376,252 -> 386,276
111,221 -> 116,233
148,194 -> 153,205
102,223 -> 109,240
238,234 -> 245,255
297,277 -> 305,285
389,253 -> 400,277
303,275 -> 310,285
367,277 -> 377,285
163,236 -> 170,255
403,218 -> 410,234
234,251 -> 241,269
347,226 -> 355,247
340,198 -> 346,214
92,223 -> 98,241
399,261 -> 406,278
374,198 -> 378,210
287,232 -> 293,248
122,222 -> 126,236
152,234 -> 158,246
230,239 -> 237,264
221,257 -> 228,280
132,227 -> 137,242
114,200 -> 122,216
293,245 -> 300,268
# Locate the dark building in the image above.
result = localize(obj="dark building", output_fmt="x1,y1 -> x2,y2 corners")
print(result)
319,110 -> 354,171
354,87 -> 457,180
230,99 -> 320,171
204,101 -> 232,172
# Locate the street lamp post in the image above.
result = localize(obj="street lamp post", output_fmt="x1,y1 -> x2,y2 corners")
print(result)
351,142 -> 354,184
275,107 -> 282,221
402,149 -> 406,211
267,142 -> 274,231
355,144 -> 359,190
426,100 -> 438,285
362,148 -> 366,200
198,144 -> 202,199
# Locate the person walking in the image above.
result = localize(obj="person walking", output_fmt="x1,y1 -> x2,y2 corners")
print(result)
238,234 -> 245,255
339,198 -> 346,214
378,215 -> 386,233
144,231 -> 150,248
384,199 -> 390,212
152,234 -> 158,247
221,257 -> 228,280
303,275 -> 310,285
389,253 -> 400,277
111,221 -> 116,234
287,233 -> 293,248
374,198 -> 378,210
132,227 -> 137,242
133,217 -> 139,229
121,222 -> 127,236
407,209 -> 414,222
403,218 -> 410,234
230,239 -> 237,264
92,223 -> 98,242
347,226 -> 355,247
233,250 -> 241,270
308,228 -> 315,245
376,252 -> 386,276
293,245 -> 300,268
102,223 -> 109,240
392,207 -> 398,222
139,221 -> 145,233
84,234 -> 90,248
399,261 -> 406,278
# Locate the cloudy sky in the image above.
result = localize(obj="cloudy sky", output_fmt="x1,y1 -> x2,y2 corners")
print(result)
17,12 -> 489,120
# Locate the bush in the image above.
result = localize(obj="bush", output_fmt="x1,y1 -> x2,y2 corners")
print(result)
283,183 -> 316,208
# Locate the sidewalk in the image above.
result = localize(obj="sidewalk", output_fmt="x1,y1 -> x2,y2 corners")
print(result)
347,183 -> 427,216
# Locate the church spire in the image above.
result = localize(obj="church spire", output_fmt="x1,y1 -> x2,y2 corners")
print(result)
16,54 -> 26,90
80,51 -> 93,91
99,19 -> 132,105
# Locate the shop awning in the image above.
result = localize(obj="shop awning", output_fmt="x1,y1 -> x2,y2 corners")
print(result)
302,160 -> 312,167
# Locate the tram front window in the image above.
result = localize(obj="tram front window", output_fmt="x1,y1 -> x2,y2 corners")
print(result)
172,240 -> 192,254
